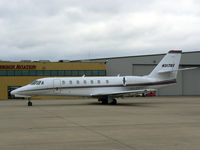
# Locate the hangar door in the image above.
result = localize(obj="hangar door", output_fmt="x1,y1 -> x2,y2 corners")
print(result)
182,67 -> 200,95
132,65 -> 182,96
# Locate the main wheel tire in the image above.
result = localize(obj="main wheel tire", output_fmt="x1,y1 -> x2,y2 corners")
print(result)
98,97 -> 108,104
102,99 -> 108,104
111,99 -> 117,105
28,101 -> 32,106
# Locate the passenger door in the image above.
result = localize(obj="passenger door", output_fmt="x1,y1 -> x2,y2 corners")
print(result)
53,79 -> 61,94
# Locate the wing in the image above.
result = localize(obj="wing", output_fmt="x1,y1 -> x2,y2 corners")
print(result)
90,89 -> 156,97
13,94 -> 31,98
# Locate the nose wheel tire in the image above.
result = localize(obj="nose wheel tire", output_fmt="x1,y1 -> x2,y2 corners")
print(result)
27,98 -> 32,106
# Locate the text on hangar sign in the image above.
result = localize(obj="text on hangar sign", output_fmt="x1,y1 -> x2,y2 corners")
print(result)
0,65 -> 36,69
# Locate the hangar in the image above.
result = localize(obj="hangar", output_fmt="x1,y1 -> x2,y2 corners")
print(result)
0,61 -> 106,100
88,51 -> 200,96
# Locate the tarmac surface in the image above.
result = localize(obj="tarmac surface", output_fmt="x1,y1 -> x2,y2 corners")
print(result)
0,96 -> 200,150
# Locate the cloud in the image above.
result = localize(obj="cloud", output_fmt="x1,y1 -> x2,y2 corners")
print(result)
0,0 -> 200,61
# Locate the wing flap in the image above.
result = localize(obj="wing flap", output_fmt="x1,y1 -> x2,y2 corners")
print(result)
13,94 -> 31,98
91,89 -> 156,97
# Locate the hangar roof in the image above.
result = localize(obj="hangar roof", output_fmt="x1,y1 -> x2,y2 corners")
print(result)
80,51 -> 200,65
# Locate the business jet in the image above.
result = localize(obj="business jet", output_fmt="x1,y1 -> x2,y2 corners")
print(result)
11,50 -> 187,106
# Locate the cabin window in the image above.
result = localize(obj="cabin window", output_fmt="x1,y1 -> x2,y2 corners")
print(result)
106,80 -> 109,84
31,80 -> 37,85
97,80 -> 101,84
69,80 -> 72,84
31,80 -> 43,85
36,81 -> 41,85
62,80 -> 65,85
90,80 -> 94,84
84,80 -> 87,84
76,80 -> 80,84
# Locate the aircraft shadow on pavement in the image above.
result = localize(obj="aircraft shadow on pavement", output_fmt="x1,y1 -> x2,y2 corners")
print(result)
88,102 -> 160,107
30,101 -> 163,108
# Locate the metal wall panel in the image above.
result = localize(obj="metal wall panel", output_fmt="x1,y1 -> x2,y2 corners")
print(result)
132,65 -> 155,76
106,58 -> 134,76
182,67 -> 200,95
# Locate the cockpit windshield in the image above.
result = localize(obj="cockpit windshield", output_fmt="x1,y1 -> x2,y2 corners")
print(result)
30,80 -> 44,85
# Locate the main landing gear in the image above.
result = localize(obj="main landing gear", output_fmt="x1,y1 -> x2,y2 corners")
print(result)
98,97 -> 117,105
27,98 -> 32,106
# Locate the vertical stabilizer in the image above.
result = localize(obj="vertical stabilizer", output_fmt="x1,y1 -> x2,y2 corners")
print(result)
148,50 -> 182,80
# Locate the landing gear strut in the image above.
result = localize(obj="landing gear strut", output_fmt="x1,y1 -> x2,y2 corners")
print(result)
27,98 -> 32,106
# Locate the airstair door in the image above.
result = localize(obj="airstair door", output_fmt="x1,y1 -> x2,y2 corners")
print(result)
53,79 -> 61,94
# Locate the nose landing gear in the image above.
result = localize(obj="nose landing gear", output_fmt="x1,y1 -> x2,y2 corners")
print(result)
27,98 -> 32,106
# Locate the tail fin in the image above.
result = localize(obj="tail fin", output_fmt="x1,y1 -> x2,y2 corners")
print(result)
148,50 -> 182,80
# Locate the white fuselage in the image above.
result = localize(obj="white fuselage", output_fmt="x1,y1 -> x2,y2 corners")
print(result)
11,76 -> 175,98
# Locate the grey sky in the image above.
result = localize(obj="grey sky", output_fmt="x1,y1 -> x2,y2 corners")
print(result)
0,0 -> 200,61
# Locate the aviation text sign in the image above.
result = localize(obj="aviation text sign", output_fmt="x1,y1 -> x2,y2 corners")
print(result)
0,65 -> 36,70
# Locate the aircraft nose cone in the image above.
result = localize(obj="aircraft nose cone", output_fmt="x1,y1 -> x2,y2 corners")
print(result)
11,89 -> 18,95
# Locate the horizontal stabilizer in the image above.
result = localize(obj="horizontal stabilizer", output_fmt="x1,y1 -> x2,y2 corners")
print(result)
176,67 -> 198,71
158,67 -> 198,73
